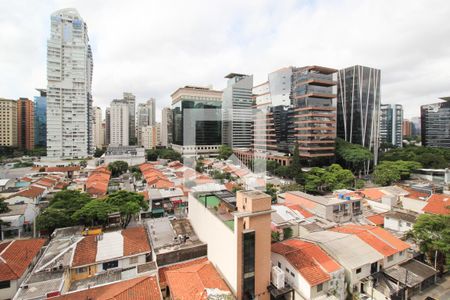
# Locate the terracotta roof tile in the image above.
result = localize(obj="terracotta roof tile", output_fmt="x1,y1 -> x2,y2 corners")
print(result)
45,166 -> 80,172
15,186 -> 45,199
360,188 -> 385,202
159,257 -> 208,287
86,167 -> 111,196
122,227 -> 151,256
166,260 -> 231,300
72,235 -> 97,267
0,239 -> 46,281
272,239 -> 339,286
367,214 -> 385,226
422,194 -> 450,215
286,204 -> 314,218
53,275 -> 162,300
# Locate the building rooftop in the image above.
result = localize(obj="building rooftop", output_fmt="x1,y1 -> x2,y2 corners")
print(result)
272,239 -> 341,286
383,259 -> 437,288
287,191 -> 346,206
384,211 -> 417,223
0,239 -> 46,281
422,194 -> 450,215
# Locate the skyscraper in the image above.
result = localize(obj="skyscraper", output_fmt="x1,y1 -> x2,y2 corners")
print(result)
171,86 -> 222,157
337,65 -> 381,163
110,100 -> 129,146
379,104 -> 403,147
47,8 -> 93,158
160,107 -> 172,147
402,119 -> 413,138
123,92 -> 136,145
136,98 -> 156,146
421,97 -> 450,148
0,98 -> 17,147
17,98 -> 35,150
34,89 -> 47,148
141,123 -> 161,149
222,73 -> 254,149
105,107 -> 111,146
93,106 -> 103,149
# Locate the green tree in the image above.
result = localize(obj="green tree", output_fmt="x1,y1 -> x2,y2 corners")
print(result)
283,227 -> 293,240
373,161 -> 422,186
417,153 -> 448,169
105,191 -> 148,228
265,183 -> 278,203
37,208 -> 74,234
0,199 -> 10,236
335,138 -> 373,175
407,214 -> 450,274
108,160 -> 129,177
94,148 -> 105,158
79,160 -> 87,168
271,231 -> 281,242
146,149 -> 159,161
49,190 -> 92,215
280,183 -> 303,192
72,200 -> 117,226
217,145 -> 233,160
274,165 -> 291,178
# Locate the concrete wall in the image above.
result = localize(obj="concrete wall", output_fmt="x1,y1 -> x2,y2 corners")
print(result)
384,217 -> 413,232
0,279 -> 19,300
401,197 -> 427,214
381,250 -> 409,269
188,193 -> 237,294
95,254 -> 146,273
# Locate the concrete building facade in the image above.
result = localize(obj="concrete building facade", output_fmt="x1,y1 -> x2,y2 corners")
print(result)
136,98 -> 156,146
421,97 -> 450,148
93,106 -> 103,149
380,104 -> 403,147
0,98 -> 17,147
17,98 -> 35,151
160,107 -> 172,147
141,123 -> 161,149
109,100 -> 129,147
46,8 -> 94,158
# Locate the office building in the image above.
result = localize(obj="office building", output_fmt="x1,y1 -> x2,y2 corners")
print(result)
421,97 -> 450,148
411,116 -> 421,136
17,98 -> 35,150
379,104 -> 403,147
122,92 -> 136,145
160,107 -> 172,147
171,86 -> 222,157
189,190 -> 273,299
93,106 -> 104,148
337,65 -> 381,163
141,123 -> 160,149
105,107 -> 110,146
136,98 -> 156,146
0,98 -> 17,147
253,67 -> 292,110
47,8 -> 94,158
34,89 -> 47,148
402,119 -> 413,138
109,100 -> 129,146
222,73 -> 254,149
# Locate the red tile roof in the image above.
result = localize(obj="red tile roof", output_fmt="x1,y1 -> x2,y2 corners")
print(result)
45,166 -> 80,173
272,239 -> 340,286
0,239 -> 46,281
367,214 -> 385,226
286,204 -> 314,218
360,188 -> 385,202
159,257 -> 208,287
15,186 -> 45,199
331,225 -> 410,256
53,275 -> 161,300
401,186 -> 430,200
72,227 -> 151,267
86,167 -> 111,197
165,260 -> 231,300
422,194 -> 450,215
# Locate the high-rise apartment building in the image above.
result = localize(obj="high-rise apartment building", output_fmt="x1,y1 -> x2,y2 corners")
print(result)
337,65 -> 381,163
141,123 -> 160,149
222,73 -> 254,149
122,92 -> 136,145
421,97 -> 450,148
402,119 -> 413,138
411,117 -> 421,137
34,89 -> 47,148
0,98 -> 17,147
110,100 -> 129,146
379,104 -> 403,147
136,98 -> 156,146
105,107 -> 110,146
160,107 -> 172,147
17,98 -> 35,150
93,106 -> 103,148
47,8 -> 93,158
172,86 -> 222,157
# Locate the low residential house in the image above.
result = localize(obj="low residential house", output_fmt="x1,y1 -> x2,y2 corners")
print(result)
285,191 -> 362,223
422,194 -> 450,215
32,177 -> 59,193
0,204 -> 39,239
14,186 -> 46,204
159,258 -> 232,300
271,239 -> 346,300
44,166 -> 81,179
51,275 -> 162,300
271,205 -> 312,238
0,239 -> 46,300
384,211 -> 417,233
0,179 -> 15,192
147,188 -> 184,217
86,166 -> 111,198
104,146 -> 146,166
366,213 -> 385,227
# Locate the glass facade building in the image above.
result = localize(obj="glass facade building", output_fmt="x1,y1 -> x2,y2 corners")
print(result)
337,65 -> 381,163
34,89 -> 46,148
421,97 -> 450,148
379,104 -> 403,147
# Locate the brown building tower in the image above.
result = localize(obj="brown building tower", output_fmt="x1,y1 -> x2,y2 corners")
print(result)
17,98 -> 35,150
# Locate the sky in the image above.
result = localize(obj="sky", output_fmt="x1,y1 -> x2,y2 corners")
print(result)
1,0 -> 450,121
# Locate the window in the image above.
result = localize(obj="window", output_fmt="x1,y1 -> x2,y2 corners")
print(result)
103,260 -> 118,270
76,267 -> 87,274
317,283 -> 323,292
388,255 -> 394,262
277,262 -> 281,268
399,251 -> 404,256
290,272 -> 295,277
285,267 -> 290,273
129,256 -> 139,264
0,280 -> 10,289
356,268 -> 361,274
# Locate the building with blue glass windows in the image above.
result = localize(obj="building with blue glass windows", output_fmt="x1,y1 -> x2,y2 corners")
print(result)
34,88 -> 47,148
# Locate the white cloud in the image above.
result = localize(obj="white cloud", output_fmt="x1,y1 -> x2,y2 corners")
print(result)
0,0 -> 449,120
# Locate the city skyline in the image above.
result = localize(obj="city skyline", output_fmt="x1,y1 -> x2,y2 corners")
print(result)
1,1 -> 450,120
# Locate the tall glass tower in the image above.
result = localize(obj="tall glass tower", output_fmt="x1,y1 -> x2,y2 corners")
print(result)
47,8 -> 93,158
34,89 -> 47,148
